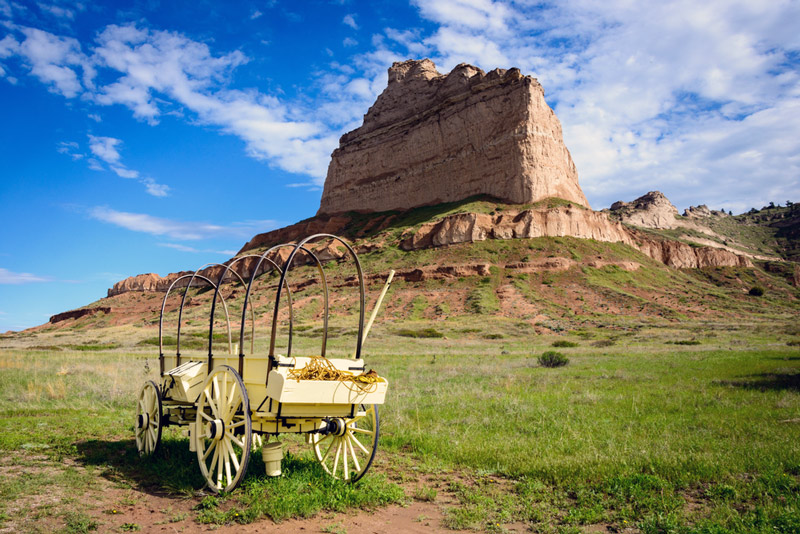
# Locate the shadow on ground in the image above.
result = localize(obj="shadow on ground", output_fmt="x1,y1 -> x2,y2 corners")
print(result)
715,370 -> 800,392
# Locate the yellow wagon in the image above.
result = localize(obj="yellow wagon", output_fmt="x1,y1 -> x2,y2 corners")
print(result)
134,234 -> 391,492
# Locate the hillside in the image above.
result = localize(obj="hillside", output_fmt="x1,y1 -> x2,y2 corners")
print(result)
3,197 -> 797,353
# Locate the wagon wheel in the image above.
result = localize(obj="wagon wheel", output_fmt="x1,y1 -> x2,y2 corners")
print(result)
195,366 -> 252,493
135,380 -> 162,456
310,404 -> 379,482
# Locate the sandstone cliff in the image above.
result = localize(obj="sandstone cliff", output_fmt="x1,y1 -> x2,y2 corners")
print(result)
318,59 -> 588,214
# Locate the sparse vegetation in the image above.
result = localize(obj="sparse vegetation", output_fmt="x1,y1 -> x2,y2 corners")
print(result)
552,340 -> 578,348
537,350 -> 569,367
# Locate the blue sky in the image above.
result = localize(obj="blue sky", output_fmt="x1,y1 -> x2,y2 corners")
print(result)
1,0 -> 799,332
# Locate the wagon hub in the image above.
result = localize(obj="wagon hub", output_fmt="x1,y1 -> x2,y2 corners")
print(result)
323,417 -> 347,437
136,413 -> 149,430
207,419 -> 225,441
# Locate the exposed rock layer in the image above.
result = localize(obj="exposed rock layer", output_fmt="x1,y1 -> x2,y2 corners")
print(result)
318,59 -> 588,214
50,307 -> 111,324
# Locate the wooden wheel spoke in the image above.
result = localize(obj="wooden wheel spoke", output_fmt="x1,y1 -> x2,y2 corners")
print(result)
202,440 -> 215,461
342,439 -> 350,480
223,441 -> 232,487
225,432 -> 244,448
347,434 -> 361,472
200,411 -> 215,422
332,441 -> 342,476
351,427 -> 374,435
225,381 -> 239,418
204,389 -> 220,420
229,442 -> 241,471
349,432 -> 370,455
320,437 -> 336,464
228,419 -> 247,430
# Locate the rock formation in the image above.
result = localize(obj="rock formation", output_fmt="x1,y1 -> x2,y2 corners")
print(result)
50,306 -> 111,324
607,191 -> 680,229
318,59 -> 589,214
683,205 -> 729,218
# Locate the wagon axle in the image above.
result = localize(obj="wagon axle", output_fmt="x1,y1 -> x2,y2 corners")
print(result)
317,417 -> 347,437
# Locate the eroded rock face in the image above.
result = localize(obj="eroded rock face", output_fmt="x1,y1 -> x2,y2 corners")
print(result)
318,59 -> 589,215
606,191 -> 680,229
400,206 -> 635,250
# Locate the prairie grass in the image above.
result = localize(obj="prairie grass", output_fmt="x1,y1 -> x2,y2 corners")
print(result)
0,322 -> 798,532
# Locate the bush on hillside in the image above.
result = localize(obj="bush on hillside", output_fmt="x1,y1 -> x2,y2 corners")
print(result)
552,340 -> 578,348
748,286 -> 765,296
538,351 -> 569,368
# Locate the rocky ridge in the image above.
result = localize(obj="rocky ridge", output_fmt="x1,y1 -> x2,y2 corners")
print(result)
318,59 -> 588,214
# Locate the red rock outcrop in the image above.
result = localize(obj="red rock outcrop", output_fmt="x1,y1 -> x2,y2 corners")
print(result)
400,206 -> 634,250
107,272 -> 192,297
318,59 -> 589,214
396,205 -> 752,269
50,307 -> 111,323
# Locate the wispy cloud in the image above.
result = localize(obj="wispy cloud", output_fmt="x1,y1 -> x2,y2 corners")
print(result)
86,135 -> 170,196
0,267 -> 53,284
0,23 -> 339,183
88,206 -> 279,241
388,0 -> 800,211
159,243 -> 237,255
342,14 -> 358,30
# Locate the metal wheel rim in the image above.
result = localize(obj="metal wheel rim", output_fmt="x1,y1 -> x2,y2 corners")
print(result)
311,404 -> 379,482
135,380 -> 162,456
196,365 -> 252,493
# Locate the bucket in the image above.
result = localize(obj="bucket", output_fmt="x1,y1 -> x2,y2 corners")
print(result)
261,441 -> 283,477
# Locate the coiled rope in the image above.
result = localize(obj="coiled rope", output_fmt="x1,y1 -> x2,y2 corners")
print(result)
287,356 -> 381,393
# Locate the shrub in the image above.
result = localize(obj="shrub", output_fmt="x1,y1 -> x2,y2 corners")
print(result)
538,351 -> 569,368
552,340 -> 578,348
591,339 -> 616,347
483,333 -> 504,339
749,286 -> 765,296
396,328 -> 444,338
670,340 -> 701,345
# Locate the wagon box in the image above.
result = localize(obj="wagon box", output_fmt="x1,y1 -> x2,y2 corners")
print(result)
266,371 -> 388,405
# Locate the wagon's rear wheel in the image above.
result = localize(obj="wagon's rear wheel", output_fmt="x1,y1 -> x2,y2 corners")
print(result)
196,365 -> 252,493
310,404 -> 379,482
135,380 -> 162,456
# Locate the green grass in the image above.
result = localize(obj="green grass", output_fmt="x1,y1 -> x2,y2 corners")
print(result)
0,322 -> 798,532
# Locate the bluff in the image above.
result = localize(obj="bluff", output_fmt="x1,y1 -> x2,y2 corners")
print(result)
318,59 -> 588,214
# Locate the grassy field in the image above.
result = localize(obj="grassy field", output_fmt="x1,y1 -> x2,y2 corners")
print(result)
0,319 -> 798,533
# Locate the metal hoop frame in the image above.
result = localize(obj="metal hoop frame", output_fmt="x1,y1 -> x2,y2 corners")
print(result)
269,234 -> 365,362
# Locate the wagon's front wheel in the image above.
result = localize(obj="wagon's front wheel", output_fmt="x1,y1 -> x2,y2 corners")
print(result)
196,365 -> 252,493
310,404 -> 379,482
135,380 -> 162,456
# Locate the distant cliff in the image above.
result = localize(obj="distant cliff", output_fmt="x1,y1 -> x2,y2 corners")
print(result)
318,59 -> 588,214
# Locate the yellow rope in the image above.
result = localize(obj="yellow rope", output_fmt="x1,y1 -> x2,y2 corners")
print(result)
287,356 -> 381,393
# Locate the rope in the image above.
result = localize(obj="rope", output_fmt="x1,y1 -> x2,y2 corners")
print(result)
287,356 -> 381,393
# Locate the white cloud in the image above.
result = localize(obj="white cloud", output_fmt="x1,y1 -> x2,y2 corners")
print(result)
159,243 -> 237,255
0,267 -> 52,284
343,37 -> 358,47
2,26 -> 93,97
250,9 -> 263,20
2,23 -> 340,184
38,3 -> 75,20
88,135 -> 121,164
402,0 -> 800,210
343,14 -> 358,30
89,207 -> 280,241
86,135 -> 169,196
